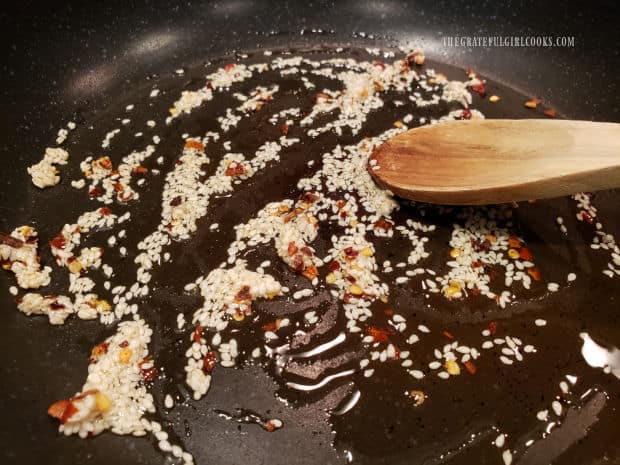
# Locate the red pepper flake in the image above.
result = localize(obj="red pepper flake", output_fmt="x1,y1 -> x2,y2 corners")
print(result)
193,326 -> 204,343
300,246 -> 313,257
287,241 -> 299,256
262,321 -> 279,332
528,267 -> 542,281
459,108 -> 472,120
99,207 -> 112,216
119,340 -> 129,348
91,342 -> 110,358
265,420 -> 279,432
302,192 -> 319,203
488,321 -> 497,336
302,265 -> 319,281
139,359 -> 158,382
508,236 -> 521,248
89,187 -> 103,197
95,156 -> 112,170
49,301 -> 66,310
463,360 -> 477,374
471,261 -> 483,268
366,326 -> 393,343
544,109 -> 557,118
471,287 -> 481,296
202,351 -> 217,375
443,331 -> 454,340
373,218 -> 393,230
580,210 -> 594,224
47,399 -> 78,424
471,238 -> 491,252
225,163 -> 246,177
184,140 -> 204,151
280,124 -> 289,135
344,247 -> 359,259
235,285 -> 252,302
471,82 -> 486,97
224,63 -> 235,72
112,182 -> 124,193
132,165 -> 148,175
292,254 -> 304,271
328,260 -> 341,272
519,247 -> 533,261
49,233 -> 67,250
384,308 -> 394,317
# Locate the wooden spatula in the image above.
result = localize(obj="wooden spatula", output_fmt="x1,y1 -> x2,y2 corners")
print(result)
368,119 -> 620,205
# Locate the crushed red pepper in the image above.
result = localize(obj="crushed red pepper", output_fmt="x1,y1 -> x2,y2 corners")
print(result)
287,241 -> 298,256
328,260 -> 341,271
344,247 -> 359,259
464,361 -> 477,374
471,82 -> 486,96
580,210 -> 594,224
47,399 -> 78,424
519,247 -> 533,261
235,286 -> 252,302
89,187 -> 103,197
49,234 -> 67,250
373,218 -> 393,231
139,359 -> 158,382
193,326 -> 204,343
184,140 -> 204,151
459,108 -> 472,120
225,163 -> 246,177
202,351 -> 217,375
366,326 -> 394,343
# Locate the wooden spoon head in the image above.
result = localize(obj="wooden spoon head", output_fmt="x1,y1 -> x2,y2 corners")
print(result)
369,119 -> 620,205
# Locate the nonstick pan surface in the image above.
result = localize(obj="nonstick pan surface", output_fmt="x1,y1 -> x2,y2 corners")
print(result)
1,2 -> 619,465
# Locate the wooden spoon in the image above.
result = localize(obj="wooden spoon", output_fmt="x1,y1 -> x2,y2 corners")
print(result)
368,119 -> 620,205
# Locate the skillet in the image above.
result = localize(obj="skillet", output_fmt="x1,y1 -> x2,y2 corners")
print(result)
0,1 -> 619,465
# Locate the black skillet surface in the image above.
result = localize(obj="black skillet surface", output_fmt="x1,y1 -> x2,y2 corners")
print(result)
0,2 -> 619,465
